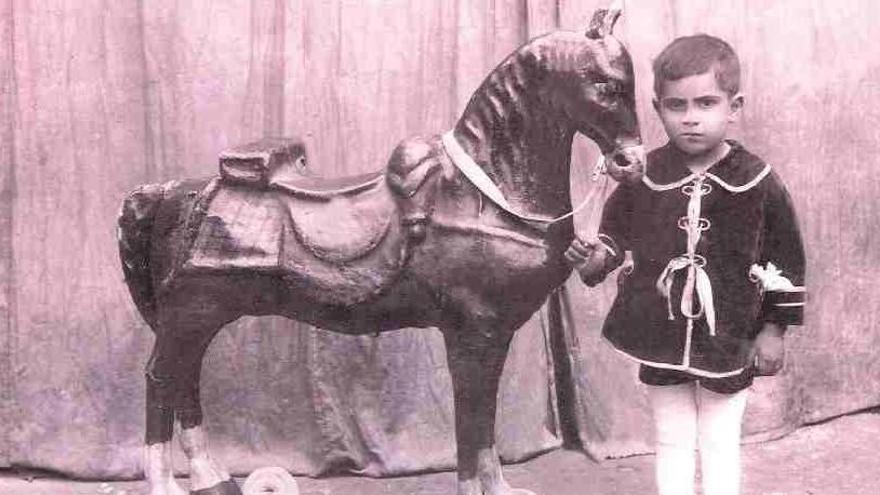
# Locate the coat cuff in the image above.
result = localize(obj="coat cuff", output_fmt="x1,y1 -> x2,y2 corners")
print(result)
759,288 -> 806,326
578,233 -> 625,287
597,234 -> 624,264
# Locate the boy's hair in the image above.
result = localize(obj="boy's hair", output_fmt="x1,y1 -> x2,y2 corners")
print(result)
652,34 -> 741,97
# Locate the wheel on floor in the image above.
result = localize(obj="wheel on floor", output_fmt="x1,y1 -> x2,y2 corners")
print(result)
241,467 -> 299,495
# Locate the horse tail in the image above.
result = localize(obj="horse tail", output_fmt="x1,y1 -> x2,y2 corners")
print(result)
117,182 -> 168,330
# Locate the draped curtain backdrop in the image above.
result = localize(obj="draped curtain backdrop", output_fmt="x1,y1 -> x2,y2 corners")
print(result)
1,0 -> 878,479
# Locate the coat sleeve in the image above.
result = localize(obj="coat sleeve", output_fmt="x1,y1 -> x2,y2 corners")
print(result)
594,182 -> 634,274
755,173 -> 806,326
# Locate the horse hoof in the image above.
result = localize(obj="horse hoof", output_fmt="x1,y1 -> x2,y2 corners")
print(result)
190,479 -> 242,495
242,467 -> 299,495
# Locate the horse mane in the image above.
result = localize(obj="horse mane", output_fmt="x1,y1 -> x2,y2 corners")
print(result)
452,31 -> 602,219
459,32 -> 588,136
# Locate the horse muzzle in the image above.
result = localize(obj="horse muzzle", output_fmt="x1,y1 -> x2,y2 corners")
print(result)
605,143 -> 646,184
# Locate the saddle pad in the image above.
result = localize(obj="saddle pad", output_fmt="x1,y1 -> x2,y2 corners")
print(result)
186,187 -> 285,270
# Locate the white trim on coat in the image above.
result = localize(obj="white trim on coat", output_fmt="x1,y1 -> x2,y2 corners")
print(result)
642,163 -> 772,194
612,347 -> 748,379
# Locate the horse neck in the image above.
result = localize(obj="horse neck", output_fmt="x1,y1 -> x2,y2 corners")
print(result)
453,63 -> 576,219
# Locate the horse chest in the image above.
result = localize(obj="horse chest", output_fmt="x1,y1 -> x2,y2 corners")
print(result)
413,212 -> 565,307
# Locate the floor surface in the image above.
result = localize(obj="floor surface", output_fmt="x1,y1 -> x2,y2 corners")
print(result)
1,411 -> 877,494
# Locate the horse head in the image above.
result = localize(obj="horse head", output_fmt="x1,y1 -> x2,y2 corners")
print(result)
550,7 -> 645,183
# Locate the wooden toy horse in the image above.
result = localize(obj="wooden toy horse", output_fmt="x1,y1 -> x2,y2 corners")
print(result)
118,8 -> 645,495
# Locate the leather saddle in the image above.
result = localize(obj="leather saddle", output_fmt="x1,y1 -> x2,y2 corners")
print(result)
184,138 -> 414,306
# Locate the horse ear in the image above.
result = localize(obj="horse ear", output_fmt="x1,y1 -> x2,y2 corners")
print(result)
585,4 -> 623,39
585,9 -> 608,39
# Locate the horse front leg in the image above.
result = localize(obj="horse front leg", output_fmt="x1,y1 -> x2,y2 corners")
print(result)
443,328 -> 537,495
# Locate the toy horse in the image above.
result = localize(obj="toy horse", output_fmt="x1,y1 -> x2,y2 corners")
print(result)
118,7 -> 644,495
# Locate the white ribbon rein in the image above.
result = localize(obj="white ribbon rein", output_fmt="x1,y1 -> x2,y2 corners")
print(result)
441,131 -> 611,226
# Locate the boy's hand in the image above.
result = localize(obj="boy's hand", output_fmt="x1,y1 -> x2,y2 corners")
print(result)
749,322 -> 786,376
564,236 -> 611,287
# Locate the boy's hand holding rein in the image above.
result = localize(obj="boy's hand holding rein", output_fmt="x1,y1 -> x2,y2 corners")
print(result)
565,236 -> 618,287
749,322 -> 786,376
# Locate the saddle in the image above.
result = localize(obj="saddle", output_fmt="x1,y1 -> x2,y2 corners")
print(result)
184,138 -> 427,306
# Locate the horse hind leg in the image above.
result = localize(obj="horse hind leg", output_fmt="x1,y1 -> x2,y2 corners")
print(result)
180,424 -> 239,495
145,313 -> 241,495
144,339 -> 186,495
176,338 -> 240,495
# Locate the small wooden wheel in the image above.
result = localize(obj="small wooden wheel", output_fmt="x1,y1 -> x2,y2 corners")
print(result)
241,467 -> 299,495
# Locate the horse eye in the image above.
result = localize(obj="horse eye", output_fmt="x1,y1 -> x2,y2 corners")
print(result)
595,82 -> 620,96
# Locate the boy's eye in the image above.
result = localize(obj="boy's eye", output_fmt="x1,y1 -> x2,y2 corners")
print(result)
696,98 -> 720,109
662,99 -> 687,111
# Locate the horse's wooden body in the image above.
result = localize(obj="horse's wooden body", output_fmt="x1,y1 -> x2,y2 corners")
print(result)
119,9 -> 645,495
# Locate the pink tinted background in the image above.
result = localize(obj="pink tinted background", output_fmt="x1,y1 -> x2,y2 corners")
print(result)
0,0 -> 878,479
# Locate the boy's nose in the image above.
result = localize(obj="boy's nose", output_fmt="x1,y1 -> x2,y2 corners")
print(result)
682,107 -> 699,125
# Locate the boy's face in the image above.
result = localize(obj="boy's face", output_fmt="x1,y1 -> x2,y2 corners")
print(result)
653,70 -> 743,157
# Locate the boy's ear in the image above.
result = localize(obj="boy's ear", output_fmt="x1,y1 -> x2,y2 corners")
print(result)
728,93 -> 745,121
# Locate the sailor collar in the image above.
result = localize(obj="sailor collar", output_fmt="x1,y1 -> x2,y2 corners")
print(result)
642,141 -> 771,193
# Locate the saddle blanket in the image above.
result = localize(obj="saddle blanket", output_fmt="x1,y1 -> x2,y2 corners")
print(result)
182,180 -> 407,306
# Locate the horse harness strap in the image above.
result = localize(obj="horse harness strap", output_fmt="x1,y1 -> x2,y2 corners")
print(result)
441,131 -> 609,229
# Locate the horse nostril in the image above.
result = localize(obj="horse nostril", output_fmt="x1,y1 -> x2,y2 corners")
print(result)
606,157 -> 644,184
613,153 -> 629,167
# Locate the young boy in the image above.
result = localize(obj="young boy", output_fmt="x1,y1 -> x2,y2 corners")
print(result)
565,34 -> 806,495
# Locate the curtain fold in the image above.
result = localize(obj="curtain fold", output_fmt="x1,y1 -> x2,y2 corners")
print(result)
0,0 -> 14,469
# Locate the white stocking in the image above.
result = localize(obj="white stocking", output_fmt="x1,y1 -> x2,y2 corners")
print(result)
648,383 -> 698,495
697,387 -> 749,495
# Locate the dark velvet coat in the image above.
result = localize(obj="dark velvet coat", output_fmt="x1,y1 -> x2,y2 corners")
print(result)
597,141 -> 806,377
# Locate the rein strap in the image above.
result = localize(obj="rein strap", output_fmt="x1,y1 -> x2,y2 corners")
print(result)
441,131 -> 608,226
